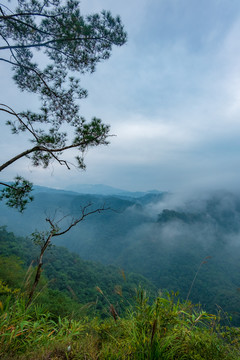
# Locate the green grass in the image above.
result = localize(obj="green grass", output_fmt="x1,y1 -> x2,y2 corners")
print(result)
1,289 -> 240,359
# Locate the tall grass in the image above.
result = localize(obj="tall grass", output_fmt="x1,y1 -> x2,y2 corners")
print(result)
1,289 -> 240,359
0,295 -> 85,359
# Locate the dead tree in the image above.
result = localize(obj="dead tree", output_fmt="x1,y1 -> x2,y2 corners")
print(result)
27,203 -> 109,307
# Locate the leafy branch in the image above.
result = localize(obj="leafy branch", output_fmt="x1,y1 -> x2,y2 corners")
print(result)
0,0 -> 127,211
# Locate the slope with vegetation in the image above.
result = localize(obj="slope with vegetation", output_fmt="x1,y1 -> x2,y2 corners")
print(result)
2,188 -> 240,325
0,227 -> 155,319
1,193 -> 240,358
1,286 -> 240,359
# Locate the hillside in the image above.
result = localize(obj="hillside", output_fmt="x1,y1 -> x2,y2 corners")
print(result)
1,186 -> 240,324
0,227 -> 155,319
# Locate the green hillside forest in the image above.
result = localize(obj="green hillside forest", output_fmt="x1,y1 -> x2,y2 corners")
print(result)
1,228 -> 240,360
2,188 -> 240,358
2,187 -> 240,323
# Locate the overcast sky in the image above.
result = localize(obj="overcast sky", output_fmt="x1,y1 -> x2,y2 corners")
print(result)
1,0 -> 240,192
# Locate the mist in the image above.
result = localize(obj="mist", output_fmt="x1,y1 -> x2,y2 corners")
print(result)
1,185 -> 240,322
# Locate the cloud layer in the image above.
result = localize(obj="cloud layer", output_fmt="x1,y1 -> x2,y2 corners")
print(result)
1,0 -> 240,192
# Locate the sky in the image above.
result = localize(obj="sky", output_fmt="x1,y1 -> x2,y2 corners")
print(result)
1,0 -> 240,192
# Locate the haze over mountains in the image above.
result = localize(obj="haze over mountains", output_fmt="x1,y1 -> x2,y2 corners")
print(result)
64,183 -> 161,197
1,184 -> 240,324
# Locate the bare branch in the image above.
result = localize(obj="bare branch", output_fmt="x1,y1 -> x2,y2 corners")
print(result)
0,57 -> 20,66
1,15 -> 55,36
0,56 -> 59,99
47,152 -> 71,170
46,217 -> 55,229
0,36 -> 112,51
0,146 -> 39,172
54,204 -> 110,237
0,181 -> 15,190
0,4 -> 13,16
27,231 -> 53,307
0,32 -> 23,67
0,135 -> 106,171
27,203 -> 110,306
0,12 -> 62,20
55,213 -> 73,225
0,104 -> 39,141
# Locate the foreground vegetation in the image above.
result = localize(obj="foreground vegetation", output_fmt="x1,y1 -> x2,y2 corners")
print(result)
1,289 -> 240,360
1,227 -> 240,359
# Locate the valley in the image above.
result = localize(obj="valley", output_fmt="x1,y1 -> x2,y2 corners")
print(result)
1,185 -> 240,325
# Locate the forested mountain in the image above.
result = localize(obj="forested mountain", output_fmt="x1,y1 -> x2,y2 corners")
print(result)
1,186 -> 240,324
0,226 -> 155,319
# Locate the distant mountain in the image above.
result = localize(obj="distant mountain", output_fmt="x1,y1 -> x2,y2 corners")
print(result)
0,182 -> 166,201
32,185 -> 80,196
0,183 -> 80,196
64,183 -> 128,195
64,183 -> 163,198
